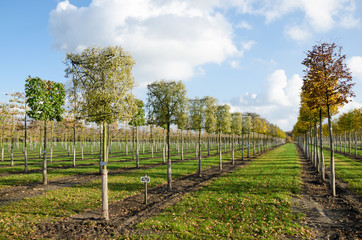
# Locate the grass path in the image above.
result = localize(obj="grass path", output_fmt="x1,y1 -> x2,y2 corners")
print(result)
128,143 -> 311,239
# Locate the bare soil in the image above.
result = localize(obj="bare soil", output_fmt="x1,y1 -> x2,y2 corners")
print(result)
293,146 -> 361,240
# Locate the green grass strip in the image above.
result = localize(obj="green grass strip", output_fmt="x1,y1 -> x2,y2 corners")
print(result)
128,143 -> 310,239
321,149 -> 362,196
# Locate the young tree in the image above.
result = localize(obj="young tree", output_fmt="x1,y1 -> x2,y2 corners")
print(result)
176,108 -> 188,161
338,108 -> 362,156
65,46 -> 135,220
129,99 -> 145,168
7,92 -> 23,166
215,104 -> 231,171
0,103 -> 10,162
231,112 -> 242,165
302,42 -> 355,196
204,97 -> 217,156
146,80 -> 187,191
189,97 -> 207,177
25,76 -> 65,185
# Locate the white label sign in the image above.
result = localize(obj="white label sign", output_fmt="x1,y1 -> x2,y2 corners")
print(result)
141,176 -> 150,183
100,161 -> 107,166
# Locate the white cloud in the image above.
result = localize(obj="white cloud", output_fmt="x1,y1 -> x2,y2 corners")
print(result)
241,40 -> 256,51
49,0 -> 241,85
347,56 -> 362,81
229,0 -> 359,41
285,25 -> 311,42
230,60 -> 240,69
228,69 -> 303,131
236,20 -> 252,30
265,69 -> 289,106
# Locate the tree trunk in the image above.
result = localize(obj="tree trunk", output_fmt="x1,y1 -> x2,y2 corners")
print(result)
241,132 -> 244,160
24,114 -> 28,172
132,127 -> 135,160
219,132 -> 222,171
73,121 -> 76,167
355,132 -> 357,156
232,134 -> 235,165
181,129 -> 184,160
101,121 -> 109,220
348,131 -> 351,154
10,128 -> 14,166
314,122 -> 319,170
166,123 -> 172,191
319,108 -> 325,181
50,122 -> 53,163
198,128 -> 202,177
136,126 -> 140,168
42,120 -> 47,185
327,104 -> 336,197
247,133 -> 250,158
99,125 -> 102,175
207,134 -> 210,156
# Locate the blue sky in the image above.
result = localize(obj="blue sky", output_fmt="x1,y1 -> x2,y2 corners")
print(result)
1,0 -> 361,131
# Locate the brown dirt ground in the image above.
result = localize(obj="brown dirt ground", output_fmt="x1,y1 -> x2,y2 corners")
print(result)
293,146 -> 361,240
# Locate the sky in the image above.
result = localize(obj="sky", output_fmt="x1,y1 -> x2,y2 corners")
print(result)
1,0 -> 361,131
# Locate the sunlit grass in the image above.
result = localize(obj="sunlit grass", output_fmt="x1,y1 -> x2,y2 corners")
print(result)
128,143 -> 310,239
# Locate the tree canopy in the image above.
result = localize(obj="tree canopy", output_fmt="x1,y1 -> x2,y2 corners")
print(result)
65,46 -> 136,124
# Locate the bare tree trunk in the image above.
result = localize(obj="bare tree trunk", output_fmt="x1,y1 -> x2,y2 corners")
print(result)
136,126 -> 139,168
99,125 -> 102,175
181,129 -> 184,160
101,121 -> 109,220
247,133 -> 250,158
232,134 -> 235,165
166,123 -> 172,191
10,129 -> 14,166
73,121 -> 76,167
327,104 -> 336,197
207,134 -> 210,156
132,127 -> 135,161
198,128 -> 202,177
349,131 -> 351,154
355,132 -> 357,156
241,132 -> 244,160
314,122 -> 319,171
219,132 -> 222,171
24,114 -> 28,172
42,121 -> 47,185
319,108 -> 325,181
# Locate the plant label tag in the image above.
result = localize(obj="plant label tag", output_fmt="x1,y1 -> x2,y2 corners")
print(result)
141,176 -> 150,183
100,161 -> 107,166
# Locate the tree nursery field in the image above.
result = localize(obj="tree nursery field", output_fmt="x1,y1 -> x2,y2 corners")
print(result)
0,42 -> 361,239
0,142 -> 360,239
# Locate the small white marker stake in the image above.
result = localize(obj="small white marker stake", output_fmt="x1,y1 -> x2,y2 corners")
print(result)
141,175 -> 150,204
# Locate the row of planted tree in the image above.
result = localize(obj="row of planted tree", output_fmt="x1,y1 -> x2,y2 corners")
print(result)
296,108 -> 361,156
293,42 -> 360,197
0,118 -> 284,162
0,45 -> 286,219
